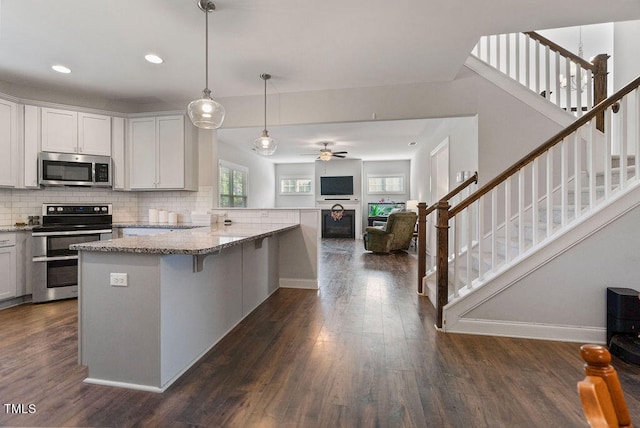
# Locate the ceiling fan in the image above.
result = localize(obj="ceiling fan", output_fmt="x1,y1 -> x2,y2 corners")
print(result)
302,142 -> 348,161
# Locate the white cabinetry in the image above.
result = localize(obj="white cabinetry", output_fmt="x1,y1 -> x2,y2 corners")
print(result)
23,105 -> 40,188
0,99 -> 17,187
79,112 -> 112,156
111,117 -> 126,190
41,107 -> 111,156
0,234 -> 17,301
129,115 -> 197,190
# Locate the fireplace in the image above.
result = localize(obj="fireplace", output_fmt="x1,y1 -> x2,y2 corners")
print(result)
322,209 -> 355,238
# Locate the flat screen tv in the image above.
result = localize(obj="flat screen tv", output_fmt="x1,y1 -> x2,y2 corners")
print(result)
320,176 -> 354,195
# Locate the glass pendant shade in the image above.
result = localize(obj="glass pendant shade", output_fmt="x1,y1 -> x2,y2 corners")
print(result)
188,0 -> 225,130
253,130 -> 277,155
188,89 -> 225,129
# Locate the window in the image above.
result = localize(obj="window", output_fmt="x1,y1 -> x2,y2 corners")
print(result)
279,177 -> 313,195
219,161 -> 248,207
367,174 -> 405,194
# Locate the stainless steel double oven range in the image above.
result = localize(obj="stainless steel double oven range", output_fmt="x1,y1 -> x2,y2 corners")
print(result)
32,203 -> 113,303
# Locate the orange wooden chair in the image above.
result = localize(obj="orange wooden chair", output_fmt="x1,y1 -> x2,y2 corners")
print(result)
578,344 -> 633,428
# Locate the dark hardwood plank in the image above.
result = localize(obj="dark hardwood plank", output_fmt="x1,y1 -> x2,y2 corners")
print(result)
1,238 -> 639,427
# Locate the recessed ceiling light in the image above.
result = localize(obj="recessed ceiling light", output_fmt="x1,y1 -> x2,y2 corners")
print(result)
145,54 -> 163,64
52,65 -> 71,74
408,141 -> 417,146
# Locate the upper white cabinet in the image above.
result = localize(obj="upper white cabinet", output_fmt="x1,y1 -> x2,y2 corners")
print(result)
0,99 -> 17,187
41,107 -> 111,156
23,105 -> 40,188
79,112 -> 112,156
129,115 -> 197,190
111,117 -> 126,190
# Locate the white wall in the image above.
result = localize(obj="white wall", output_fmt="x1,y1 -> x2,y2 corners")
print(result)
463,201 -> 640,340
0,58 -> 583,219
362,160 -> 410,225
613,20 -> 640,90
315,159 -> 362,200
275,163 -> 316,208
217,140 -> 276,209
219,66 -> 564,191
411,116 -> 478,204
538,23 -> 615,96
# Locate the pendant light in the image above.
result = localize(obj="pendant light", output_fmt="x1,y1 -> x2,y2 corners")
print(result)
187,0 -> 225,129
253,73 -> 277,155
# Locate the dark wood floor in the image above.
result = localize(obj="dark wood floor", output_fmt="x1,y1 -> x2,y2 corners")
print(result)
1,239 -> 639,427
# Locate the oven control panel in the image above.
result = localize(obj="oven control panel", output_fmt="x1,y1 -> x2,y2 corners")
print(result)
42,204 -> 113,216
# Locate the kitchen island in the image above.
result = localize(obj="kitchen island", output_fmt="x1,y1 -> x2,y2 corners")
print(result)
72,213 -> 319,392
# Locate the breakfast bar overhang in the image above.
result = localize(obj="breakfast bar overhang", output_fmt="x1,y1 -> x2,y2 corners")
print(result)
72,212 -> 319,392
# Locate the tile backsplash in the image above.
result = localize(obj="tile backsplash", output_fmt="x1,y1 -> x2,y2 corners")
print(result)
0,186 -> 215,225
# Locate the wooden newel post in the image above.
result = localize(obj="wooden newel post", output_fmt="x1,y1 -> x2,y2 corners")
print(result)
580,344 -> 632,428
417,202 -> 427,294
435,200 -> 450,329
591,53 -> 609,132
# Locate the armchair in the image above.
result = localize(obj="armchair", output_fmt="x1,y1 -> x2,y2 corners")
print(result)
363,211 -> 417,253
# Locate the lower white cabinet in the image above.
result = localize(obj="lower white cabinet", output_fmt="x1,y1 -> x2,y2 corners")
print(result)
0,234 -> 17,301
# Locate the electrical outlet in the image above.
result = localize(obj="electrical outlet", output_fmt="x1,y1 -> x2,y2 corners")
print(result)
110,273 -> 128,287
260,211 -> 269,217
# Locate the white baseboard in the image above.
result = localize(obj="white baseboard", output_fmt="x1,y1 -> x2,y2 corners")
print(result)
279,278 -> 318,289
448,318 -> 606,344
83,378 -> 164,393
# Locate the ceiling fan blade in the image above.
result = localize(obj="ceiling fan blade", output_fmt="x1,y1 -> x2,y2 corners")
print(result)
332,151 -> 348,155
333,154 -> 347,158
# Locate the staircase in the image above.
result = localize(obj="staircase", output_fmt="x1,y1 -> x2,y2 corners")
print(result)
426,157 -> 636,298
418,30 -> 640,343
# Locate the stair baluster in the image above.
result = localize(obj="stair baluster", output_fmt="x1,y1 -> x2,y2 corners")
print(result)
425,77 -> 640,329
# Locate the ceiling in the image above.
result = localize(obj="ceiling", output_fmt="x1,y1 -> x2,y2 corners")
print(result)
218,117 -> 468,163
1,0 -> 639,163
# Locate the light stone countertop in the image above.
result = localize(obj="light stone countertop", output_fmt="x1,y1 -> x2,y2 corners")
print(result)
0,225 -> 34,233
71,223 -> 299,255
112,222 -> 204,229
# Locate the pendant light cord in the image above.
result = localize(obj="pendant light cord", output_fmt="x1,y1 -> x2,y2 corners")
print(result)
205,3 -> 209,91
264,76 -> 267,132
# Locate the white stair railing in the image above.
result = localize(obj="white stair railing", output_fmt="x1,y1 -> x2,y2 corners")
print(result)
431,77 -> 640,327
472,32 -> 609,119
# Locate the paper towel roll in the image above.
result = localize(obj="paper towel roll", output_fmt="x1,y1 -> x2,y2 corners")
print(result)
168,212 -> 178,225
158,210 -> 168,223
149,209 -> 159,224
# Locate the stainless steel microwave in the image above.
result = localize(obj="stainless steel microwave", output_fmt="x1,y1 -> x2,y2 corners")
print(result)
39,152 -> 112,187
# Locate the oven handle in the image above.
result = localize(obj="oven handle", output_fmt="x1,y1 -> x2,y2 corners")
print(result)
32,255 -> 79,263
32,228 -> 112,237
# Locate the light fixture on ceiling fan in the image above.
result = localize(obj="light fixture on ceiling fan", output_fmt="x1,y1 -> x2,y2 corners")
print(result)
187,0 -> 225,129
253,73 -> 277,155
317,142 -> 348,161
